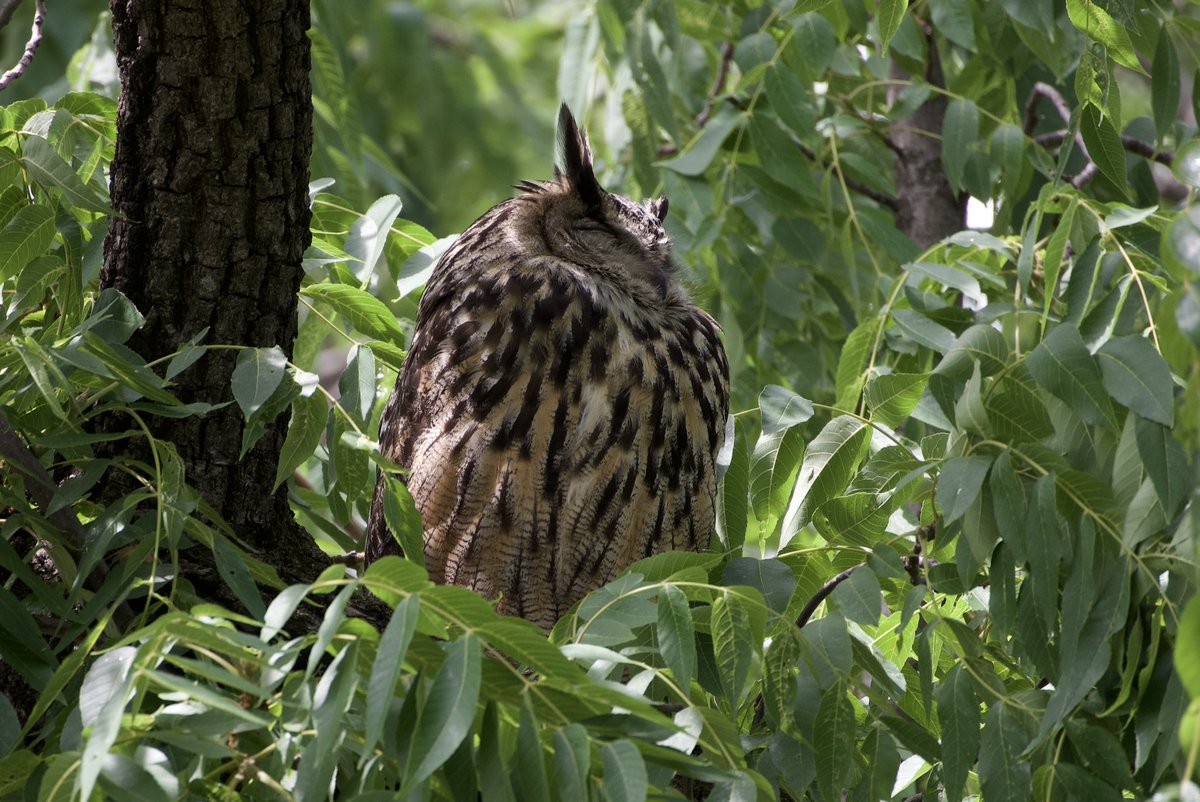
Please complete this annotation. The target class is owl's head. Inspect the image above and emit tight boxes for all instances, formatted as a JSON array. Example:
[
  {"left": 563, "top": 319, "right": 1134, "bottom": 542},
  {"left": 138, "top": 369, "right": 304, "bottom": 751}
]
[{"left": 519, "top": 105, "right": 675, "bottom": 302}]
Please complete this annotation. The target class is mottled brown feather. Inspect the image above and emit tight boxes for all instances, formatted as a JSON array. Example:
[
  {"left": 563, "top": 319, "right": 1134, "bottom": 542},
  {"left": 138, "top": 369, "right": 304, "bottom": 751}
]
[{"left": 366, "top": 106, "right": 729, "bottom": 629}]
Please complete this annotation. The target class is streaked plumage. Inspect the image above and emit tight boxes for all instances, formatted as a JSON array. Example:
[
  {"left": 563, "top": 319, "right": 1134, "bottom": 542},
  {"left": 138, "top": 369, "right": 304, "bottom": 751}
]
[{"left": 365, "top": 105, "right": 729, "bottom": 629}]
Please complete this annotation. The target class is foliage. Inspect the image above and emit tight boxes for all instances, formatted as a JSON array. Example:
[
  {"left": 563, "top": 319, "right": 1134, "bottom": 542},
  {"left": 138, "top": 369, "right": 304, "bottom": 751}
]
[{"left": 2, "top": 1, "right": 1200, "bottom": 801}]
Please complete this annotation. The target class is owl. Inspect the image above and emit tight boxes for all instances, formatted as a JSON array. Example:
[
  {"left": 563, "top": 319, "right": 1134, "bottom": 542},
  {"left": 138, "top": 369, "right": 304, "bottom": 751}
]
[{"left": 365, "top": 105, "right": 730, "bottom": 630}]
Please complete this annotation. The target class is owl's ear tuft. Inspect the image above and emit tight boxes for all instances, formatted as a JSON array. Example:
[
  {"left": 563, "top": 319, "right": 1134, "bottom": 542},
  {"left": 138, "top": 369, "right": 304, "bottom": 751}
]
[{"left": 556, "top": 103, "right": 603, "bottom": 213}]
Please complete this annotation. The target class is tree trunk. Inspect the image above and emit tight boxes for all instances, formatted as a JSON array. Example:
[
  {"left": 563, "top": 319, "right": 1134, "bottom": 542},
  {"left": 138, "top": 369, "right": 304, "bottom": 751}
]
[
  {"left": 890, "top": 27, "right": 965, "bottom": 248},
  {"left": 102, "top": 0, "right": 324, "bottom": 585}
]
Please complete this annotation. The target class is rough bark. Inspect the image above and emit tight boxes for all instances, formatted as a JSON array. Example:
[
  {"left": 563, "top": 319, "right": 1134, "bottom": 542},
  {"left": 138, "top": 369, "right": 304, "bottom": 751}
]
[
  {"left": 889, "top": 30, "right": 966, "bottom": 248},
  {"left": 102, "top": 0, "right": 326, "bottom": 587}
]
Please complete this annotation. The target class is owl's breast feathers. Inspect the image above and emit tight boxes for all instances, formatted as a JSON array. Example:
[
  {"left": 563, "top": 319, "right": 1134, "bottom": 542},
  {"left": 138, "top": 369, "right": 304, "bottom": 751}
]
[{"left": 368, "top": 198, "right": 730, "bottom": 629}]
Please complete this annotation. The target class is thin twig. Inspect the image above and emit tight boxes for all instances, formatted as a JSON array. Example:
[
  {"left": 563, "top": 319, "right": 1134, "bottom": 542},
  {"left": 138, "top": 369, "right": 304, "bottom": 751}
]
[
  {"left": 796, "top": 140, "right": 899, "bottom": 211},
  {"left": 795, "top": 563, "right": 863, "bottom": 629},
  {"left": 694, "top": 42, "right": 734, "bottom": 129},
  {"left": 0, "top": 0, "right": 45, "bottom": 92}
]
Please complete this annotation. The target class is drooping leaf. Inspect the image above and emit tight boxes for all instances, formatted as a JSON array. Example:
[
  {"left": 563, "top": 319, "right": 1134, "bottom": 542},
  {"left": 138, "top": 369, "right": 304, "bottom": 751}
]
[
  {"left": 656, "top": 584, "right": 696, "bottom": 692},
  {"left": 1096, "top": 336, "right": 1174, "bottom": 425},
  {"left": 1026, "top": 323, "right": 1116, "bottom": 429},
  {"left": 404, "top": 633, "right": 482, "bottom": 791}
]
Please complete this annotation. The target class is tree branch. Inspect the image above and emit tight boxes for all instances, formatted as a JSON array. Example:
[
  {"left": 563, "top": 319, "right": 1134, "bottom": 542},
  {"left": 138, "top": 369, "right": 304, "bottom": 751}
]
[
  {"left": 694, "top": 42, "right": 734, "bottom": 129},
  {"left": 0, "top": 0, "right": 45, "bottom": 92}
]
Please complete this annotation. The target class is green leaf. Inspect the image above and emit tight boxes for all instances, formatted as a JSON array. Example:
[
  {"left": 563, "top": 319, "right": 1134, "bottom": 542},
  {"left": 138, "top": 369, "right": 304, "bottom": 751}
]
[
  {"left": 1064, "top": 0, "right": 1143, "bottom": 74},
  {"left": 553, "top": 725, "right": 591, "bottom": 802},
  {"left": 1026, "top": 324, "right": 1116, "bottom": 429},
  {"left": 712, "top": 593, "right": 755, "bottom": 707},
  {"left": 1134, "top": 417, "right": 1191, "bottom": 518},
  {"left": 716, "top": 417, "right": 750, "bottom": 549},
  {"left": 274, "top": 391, "right": 329, "bottom": 490},
  {"left": 830, "top": 566, "right": 881, "bottom": 626},
  {"left": 877, "top": 0, "right": 909, "bottom": 53},
  {"left": 660, "top": 110, "right": 743, "bottom": 176},
  {"left": 78, "top": 647, "right": 137, "bottom": 802},
  {"left": 1174, "top": 139, "right": 1200, "bottom": 191},
  {"left": 892, "top": 309, "right": 957, "bottom": 353},
  {"left": 381, "top": 480, "right": 429, "bottom": 561},
  {"left": 814, "top": 684, "right": 855, "bottom": 800},
  {"left": 937, "top": 456, "right": 992, "bottom": 524},
  {"left": 1079, "top": 105, "right": 1129, "bottom": 198},
  {"left": 942, "top": 99, "right": 979, "bottom": 193},
  {"left": 935, "top": 324, "right": 1010, "bottom": 379},
  {"left": 749, "top": 425, "right": 805, "bottom": 522},
  {"left": 936, "top": 665, "right": 980, "bottom": 802},
  {"left": 1096, "top": 336, "right": 1173, "bottom": 424},
  {"left": 0, "top": 204, "right": 55, "bottom": 283},
  {"left": 21, "top": 135, "right": 110, "bottom": 213},
  {"left": 985, "top": 384, "right": 1054, "bottom": 444},
  {"left": 780, "top": 415, "right": 870, "bottom": 544},
  {"left": 363, "top": 595, "right": 420, "bottom": 761},
  {"left": 1152, "top": 30, "right": 1181, "bottom": 142},
  {"left": 345, "top": 194, "right": 404, "bottom": 281},
  {"left": 762, "top": 629, "right": 802, "bottom": 735},
  {"left": 513, "top": 702, "right": 551, "bottom": 802},
  {"left": 1174, "top": 598, "right": 1200, "bottom": 699},
  {"left": 865, "top": 372, "right": 928, "bottom": 428},
  {"left": 800, "top": 614, "right": 852, "bottom": 687},
  {"left": 1024, "top": 475, "right": 1062, "bottom": 634},
  {"left": 978, "top": 704, "right": 1032, "bottom": 802},
  {"left": 600, "top": 739, "right": 648, "bottom": 802},
  {"left": 301, "top": 282, "right": 406, "bottom": 345},
  {"left": 231, "top": 346, "right": 288, "bottom": 419},
  {"left": 748, "top": 113, "right": 815, "bottom": 199},
  {"left": 835, "top": 316, "right": 882, "bottom": 411},
  {"left": 759, "top": 384, "right": 815, "bottom": 434},
  {"left": 404, "top": 633, "right": 482, "bottom": 791},
  {"left": 765, "top": 65, "right": 816, "bottom": 138},
  {"left": 656, "top": 584, "right": 696, "bottom": 692},
  {"left": 930, "top": 0, "right": 975, "bottom": 50},
  {"left": 723, "top": 558, "right": 796, "bottom": 614},
  {"left": 991, "top": 123, "right": 1027, "bottom": 201},
  {"left": 813, "top": 492, "right": 892, "bottom": 548}
]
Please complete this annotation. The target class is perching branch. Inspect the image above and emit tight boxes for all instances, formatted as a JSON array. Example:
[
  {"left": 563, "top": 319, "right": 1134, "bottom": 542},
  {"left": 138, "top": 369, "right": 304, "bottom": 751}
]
[{"left": 0, "top": 0, "right": 45, "bottom": 92}]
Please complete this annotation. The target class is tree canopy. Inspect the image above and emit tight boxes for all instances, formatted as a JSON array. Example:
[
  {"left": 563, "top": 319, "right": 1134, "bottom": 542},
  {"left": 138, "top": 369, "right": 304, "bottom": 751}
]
[{"left": 1, "top": 1, "right": 1199, "bottom": 800}]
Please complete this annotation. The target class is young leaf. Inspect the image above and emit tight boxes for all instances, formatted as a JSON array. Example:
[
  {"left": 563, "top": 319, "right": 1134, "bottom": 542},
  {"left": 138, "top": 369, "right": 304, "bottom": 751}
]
[{"left": 835, "top": 316, "right": 883, "bottom": 412}]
